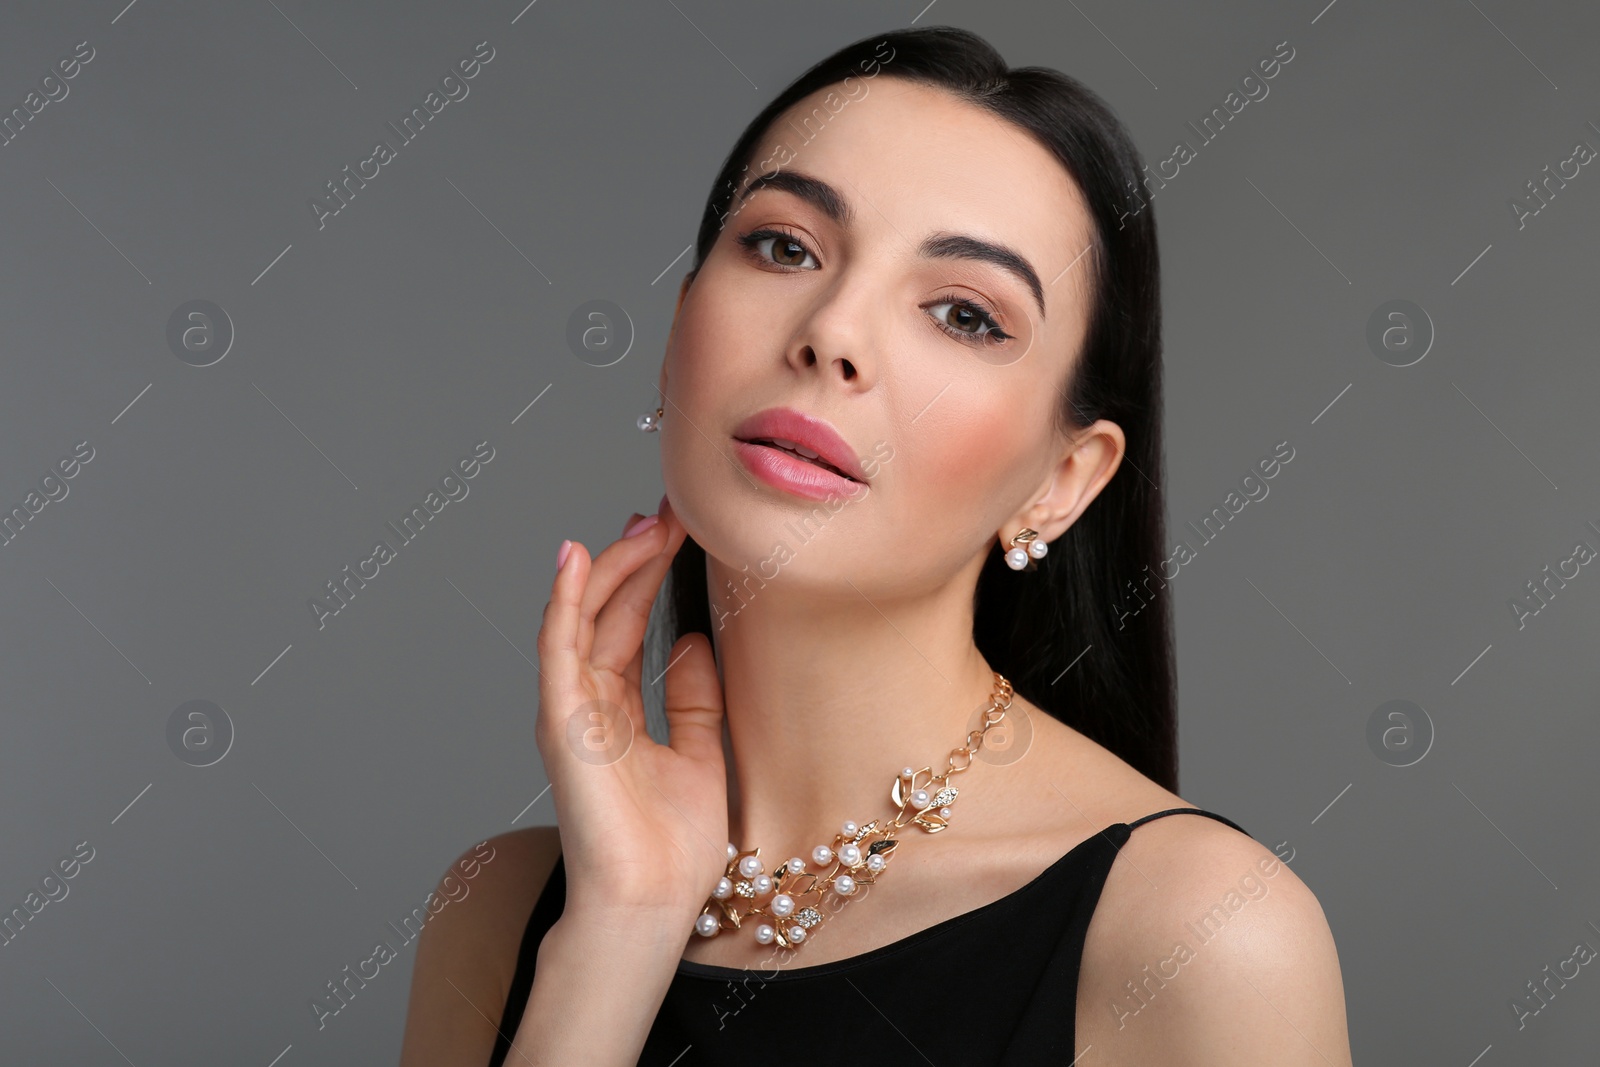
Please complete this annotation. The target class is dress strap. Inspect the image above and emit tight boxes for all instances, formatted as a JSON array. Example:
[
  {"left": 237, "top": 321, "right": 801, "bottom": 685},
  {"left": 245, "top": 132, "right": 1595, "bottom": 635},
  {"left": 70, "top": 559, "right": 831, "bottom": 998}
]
[{"left": 1126, "top": 806, "right": 1251, "bottom": 838}]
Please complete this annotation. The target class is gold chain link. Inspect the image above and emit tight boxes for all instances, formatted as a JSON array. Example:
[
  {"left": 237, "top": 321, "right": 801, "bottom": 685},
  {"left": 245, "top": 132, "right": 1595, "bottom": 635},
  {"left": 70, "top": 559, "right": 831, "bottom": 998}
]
[{"left": 701, "top": 670, "right": 1015, "bottom": 952}]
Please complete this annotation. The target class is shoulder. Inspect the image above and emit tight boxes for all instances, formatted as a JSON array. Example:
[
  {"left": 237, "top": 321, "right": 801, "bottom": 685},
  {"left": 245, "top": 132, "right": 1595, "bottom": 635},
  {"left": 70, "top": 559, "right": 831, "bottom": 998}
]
[
  {"left": 398, "top": 826, "right": 563, "bottom": 1067},
  {"left": 1077, "top": 808, "right": 1352, "bottom": 1064}
]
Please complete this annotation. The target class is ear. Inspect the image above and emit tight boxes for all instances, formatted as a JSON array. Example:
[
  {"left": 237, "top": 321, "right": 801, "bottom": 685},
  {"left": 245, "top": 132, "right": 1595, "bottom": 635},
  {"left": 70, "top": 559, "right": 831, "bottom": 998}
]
[
  {"left": 998, "top": 419, "right": 1126, "bottom": 551},
  {"left": 660, "top": 270, "right": 696, "bottom": 397}
]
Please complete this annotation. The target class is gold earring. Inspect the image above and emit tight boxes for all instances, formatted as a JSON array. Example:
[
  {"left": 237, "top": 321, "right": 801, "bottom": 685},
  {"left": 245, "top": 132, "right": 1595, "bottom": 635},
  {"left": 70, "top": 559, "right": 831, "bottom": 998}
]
[{"left": 1004, "top": 528, "right": 1048, "bottom": 571}]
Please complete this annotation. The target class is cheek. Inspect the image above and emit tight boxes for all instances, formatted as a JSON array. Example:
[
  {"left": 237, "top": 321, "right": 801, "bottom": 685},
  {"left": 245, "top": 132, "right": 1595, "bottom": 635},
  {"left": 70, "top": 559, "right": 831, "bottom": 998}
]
[
  {"left": 884, "top": 386, "right": 1054, "bottom": 558},
  {"left": 658, "top": 289, "right": 774, "bottom": 548},
  {"left": 900, "top": 401, "right": 1034, "bottom": 506},
  {"left": 667, "top": 278, "right": 766, "bottom": 412},
  {"left": 921, "top": 423, "right": 999, "bottom": 492}
]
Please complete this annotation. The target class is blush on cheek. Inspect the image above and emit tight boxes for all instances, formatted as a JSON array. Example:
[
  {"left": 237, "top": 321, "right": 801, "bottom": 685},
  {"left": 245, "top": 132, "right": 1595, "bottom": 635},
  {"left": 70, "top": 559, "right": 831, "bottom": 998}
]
[
  {"left": 921, "top": 413, "right": 1022, "bottom": 489},
  {"left": 903, "top": 406, "right": 1047, "bottom": 536}
]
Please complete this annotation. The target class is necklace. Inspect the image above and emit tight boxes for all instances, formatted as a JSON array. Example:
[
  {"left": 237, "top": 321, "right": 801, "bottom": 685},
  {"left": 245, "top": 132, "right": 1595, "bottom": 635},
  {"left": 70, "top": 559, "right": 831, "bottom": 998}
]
[{"left": 692, "top": 670, "right": 1014, "bottom": 952}]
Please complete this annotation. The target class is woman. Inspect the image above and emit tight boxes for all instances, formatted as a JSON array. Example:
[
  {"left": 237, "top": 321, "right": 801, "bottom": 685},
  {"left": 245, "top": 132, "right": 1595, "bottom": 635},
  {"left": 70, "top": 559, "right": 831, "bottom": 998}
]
[{"left": 401, "top": 25, "right": 1351, "bottom": 1066}]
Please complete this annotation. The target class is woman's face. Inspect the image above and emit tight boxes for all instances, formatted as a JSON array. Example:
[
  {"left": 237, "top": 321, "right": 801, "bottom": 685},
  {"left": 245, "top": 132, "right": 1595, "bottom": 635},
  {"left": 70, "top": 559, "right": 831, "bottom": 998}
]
[{"left": 659, "top": 76, "right": 1114, "bottom": 599}]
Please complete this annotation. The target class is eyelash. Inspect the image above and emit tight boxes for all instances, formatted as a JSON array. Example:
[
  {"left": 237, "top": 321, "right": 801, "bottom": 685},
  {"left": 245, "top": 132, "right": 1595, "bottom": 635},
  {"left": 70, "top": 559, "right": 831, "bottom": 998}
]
[{"left": 734, "top": 227, "right": 1014, "bottom": 347}]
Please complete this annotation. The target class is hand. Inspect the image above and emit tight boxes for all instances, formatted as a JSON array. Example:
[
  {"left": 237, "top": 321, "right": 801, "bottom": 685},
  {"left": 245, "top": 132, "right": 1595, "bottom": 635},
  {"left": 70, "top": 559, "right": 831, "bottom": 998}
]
[{"left": 535, "top": 497, "right": 729, "bottom": 928}]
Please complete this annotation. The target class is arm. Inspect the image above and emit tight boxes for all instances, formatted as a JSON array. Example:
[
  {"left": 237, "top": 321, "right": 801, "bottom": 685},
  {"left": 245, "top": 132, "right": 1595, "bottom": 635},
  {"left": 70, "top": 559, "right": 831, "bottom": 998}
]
[
  {"left": 501, "top": 901, "right": 693, "bottom": 1065},
  {"left": 398, "top": 828, "right": 561, "bottom": 1066}
]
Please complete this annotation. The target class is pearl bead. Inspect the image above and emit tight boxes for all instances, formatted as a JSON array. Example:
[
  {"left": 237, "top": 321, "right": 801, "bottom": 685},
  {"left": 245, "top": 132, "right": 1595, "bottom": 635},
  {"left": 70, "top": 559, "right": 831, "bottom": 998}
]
[
  {"left": 637, "top": 411, "right": 661, "bottom": 433},
  {"left": 771, "top": 894, "right": 795, "bottom": 917},
  {"left": 1028, "top": 538, "right": 1048, "bottom": 559},
  {"left": 694, "top": 913, "right": 720, "bottom": 937},
  {"left": 786, "top": 857, "right": 806, "bottom": 877},
  {"left": 867, "top": 854, "right": 886, "bottom": 871},
  {"left": 902, "top": 767, "right": 914, "bottom": 779},
  {"left": 726, "top": 843, "right": 738, "bottom": 861},
  {"left": 753, "top": 874, "right": 773, "bottom": 894},
  {"left": 812, "top": 845, "right": 833, "bottom": 867},
  {"left": 755, "top": 924, "right": 775, "bottom": 944},
  {"left": 834, "top": 874, "right": 856, "bottom": 895},
  {"left": 788, "top": 925, "right": 806, "bottom": 943},
  {"left": 940, "top": 806, "right": 951, "bottom": 817},
  {"left": 910, "top": 789, "right": 929, "bottom": 808},
  {"left": 738, "top": 855, "right": 763, "bottom": 879},
  {"left": 1005, "top": 547, "right": 1028, "bottom": 570},
  {"left": 711, "top": 877, "right": 732, "bottom": 900},
  {"left": 841, "top": 820, "right": 858, "bottom": 838},
  {"left": 837, "top": 843, "right": 862, "bottom": 867}
]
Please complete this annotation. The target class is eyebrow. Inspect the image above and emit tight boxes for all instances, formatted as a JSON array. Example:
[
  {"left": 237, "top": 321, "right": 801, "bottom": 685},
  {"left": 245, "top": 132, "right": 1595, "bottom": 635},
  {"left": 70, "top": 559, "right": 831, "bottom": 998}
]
[{"left": 734, "top": 169, "right": 1047, "bottom": 322}]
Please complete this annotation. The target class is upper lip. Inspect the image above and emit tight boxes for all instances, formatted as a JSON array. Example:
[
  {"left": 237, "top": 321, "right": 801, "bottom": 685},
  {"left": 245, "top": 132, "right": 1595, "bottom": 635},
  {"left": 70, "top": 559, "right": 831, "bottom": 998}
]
[{"left": 732, "top": 407, "right": 868, "bottom": 483}]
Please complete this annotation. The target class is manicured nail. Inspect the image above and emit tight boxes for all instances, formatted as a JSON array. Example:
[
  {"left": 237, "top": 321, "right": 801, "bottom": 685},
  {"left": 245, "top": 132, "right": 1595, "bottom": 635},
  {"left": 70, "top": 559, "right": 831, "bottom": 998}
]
[
  {"left": 658, "top": 492, "right": 669, "bottom": 515},
  {"left": 556, "top": 539, "right": 572, "bottom": 569},
  {"left": 623, "top": 514, "right": 660, "bottom": 538}
]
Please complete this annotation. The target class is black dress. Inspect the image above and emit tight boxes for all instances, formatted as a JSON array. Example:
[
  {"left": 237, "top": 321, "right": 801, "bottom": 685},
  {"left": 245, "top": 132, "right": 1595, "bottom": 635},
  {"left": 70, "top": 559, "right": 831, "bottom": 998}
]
[{"left": 486, "top": 807, "right": 1251, "bottom": 1066}]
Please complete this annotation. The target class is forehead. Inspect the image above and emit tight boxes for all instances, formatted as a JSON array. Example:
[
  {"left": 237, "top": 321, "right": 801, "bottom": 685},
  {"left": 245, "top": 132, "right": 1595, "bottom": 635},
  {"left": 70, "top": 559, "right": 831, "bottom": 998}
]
[{"left": 737, "top": 77, "right": 1095, "bottom": 310}]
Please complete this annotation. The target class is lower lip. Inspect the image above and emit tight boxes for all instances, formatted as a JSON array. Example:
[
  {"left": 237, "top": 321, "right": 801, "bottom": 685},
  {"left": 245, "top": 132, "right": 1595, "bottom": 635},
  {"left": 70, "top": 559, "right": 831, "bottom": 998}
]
[{"left": 732, "top": 440, "right": 862, "bottom": 501}]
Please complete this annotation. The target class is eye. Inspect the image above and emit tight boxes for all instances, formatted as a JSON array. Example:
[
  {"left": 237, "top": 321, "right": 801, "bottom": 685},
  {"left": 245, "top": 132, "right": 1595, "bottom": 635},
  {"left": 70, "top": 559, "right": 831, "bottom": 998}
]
[
  {"left": 735, "top": 228, "right": 819, "bottom": 270},
  {"left": 925, "top": 296, "right": 1012, "bottom": 346}
]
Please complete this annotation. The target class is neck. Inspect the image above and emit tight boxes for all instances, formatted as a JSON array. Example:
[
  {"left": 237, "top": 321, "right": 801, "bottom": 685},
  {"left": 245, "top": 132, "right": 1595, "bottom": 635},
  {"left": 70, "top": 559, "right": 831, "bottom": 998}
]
[{"left": 703, "top": 554, "right": 1006, "bottom": 863}]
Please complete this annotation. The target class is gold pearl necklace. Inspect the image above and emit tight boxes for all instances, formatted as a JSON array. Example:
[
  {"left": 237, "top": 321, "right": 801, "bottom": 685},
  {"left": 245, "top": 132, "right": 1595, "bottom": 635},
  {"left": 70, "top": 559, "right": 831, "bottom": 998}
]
[{"left": 693, "top": 671, "right": 1014, "bottom": 952}]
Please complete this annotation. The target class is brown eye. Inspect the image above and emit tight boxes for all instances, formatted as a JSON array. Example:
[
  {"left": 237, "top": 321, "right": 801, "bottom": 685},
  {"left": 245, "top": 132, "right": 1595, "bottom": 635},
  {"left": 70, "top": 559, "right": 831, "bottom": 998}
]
[
  {"left": 939, "top": 304, "right": 984, "bottom": 333},
  {"left": 771, "top": 238, "right": 808, "bottom": 267},
  {"left": 926, "top": 298, "right": 1011, "bottom": 346},
  {"left": 735, "top": 229, "right": 819, "bottom": 270}
]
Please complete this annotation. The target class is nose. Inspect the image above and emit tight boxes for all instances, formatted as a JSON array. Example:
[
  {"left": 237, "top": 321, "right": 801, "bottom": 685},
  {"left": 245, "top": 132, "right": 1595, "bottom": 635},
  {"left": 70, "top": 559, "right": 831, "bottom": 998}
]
[{"left": 785, "top": 279, "right": 879, "bottom": 390}]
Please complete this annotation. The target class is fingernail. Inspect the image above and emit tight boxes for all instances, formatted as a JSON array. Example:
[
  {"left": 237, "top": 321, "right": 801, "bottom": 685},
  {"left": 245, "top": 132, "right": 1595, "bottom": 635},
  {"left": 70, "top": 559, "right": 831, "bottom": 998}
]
[
  {"left": 624, "top": 514, "right": 660, "bottom": 538},
  {"left": 658, "top": 492, "right": 669, "bottom": 515},
  {"left": 556, "top": 539, "right": 572, "bottom": 569}
]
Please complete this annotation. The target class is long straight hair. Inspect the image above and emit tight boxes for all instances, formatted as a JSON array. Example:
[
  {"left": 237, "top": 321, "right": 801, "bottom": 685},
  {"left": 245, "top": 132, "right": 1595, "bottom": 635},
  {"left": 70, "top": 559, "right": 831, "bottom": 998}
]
[{"left": 656, "top": 26, "right": 1177, "bottom": 791}]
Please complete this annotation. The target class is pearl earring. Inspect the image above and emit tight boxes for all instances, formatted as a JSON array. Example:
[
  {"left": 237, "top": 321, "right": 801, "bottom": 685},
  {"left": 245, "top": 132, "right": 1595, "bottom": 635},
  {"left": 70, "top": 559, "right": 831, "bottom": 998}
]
[
  {"left": 1004, "top": 528, "right": 1048, "bottom": 571},
  {"left": 637, "top": 405, "right": 664, "bottom": 433}
]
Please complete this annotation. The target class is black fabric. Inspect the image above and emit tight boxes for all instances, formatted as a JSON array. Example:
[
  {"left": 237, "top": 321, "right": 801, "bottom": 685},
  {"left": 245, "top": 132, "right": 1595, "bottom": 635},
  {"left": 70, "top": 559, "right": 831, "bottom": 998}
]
[{"left": 486, "top": 807, "right": 1250, "bottom": 1066}]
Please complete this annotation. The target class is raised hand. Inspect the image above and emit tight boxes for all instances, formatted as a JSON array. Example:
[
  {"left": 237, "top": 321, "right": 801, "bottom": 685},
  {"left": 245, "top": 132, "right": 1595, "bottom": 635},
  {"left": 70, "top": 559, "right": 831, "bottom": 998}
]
[{"left": 535, "top": 497, "right": 730, "bottom": 930}]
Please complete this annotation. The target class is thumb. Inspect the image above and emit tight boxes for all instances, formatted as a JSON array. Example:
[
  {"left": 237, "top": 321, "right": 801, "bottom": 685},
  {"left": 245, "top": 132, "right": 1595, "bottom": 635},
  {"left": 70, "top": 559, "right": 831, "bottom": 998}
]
[{"left": 661, "top": 632, "right": 725, "bottom": 765}]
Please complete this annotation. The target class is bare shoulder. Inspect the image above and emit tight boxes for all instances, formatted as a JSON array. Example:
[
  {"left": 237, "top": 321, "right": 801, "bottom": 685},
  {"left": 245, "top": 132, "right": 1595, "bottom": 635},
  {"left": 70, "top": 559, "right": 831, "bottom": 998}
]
[
  {"left": 1075, "top": 802, "right": 1352, "bottom": 1065},
  {"left": 398, "top": 825, "right": 563, "bottom": 1067},
  {"left": 942, "top": 694, "right": 1350, "bottom": 1062}
]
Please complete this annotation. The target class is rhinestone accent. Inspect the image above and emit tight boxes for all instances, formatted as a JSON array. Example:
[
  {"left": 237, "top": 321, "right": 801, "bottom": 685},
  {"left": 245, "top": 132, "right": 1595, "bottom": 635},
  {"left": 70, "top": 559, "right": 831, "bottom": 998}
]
[{"left": 695, "top": 671, "right": 1011, "bottom": 955}]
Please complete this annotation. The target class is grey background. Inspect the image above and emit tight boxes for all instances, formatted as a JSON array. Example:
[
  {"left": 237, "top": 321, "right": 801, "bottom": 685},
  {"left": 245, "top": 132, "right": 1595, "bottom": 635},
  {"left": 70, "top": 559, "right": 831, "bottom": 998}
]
[{"left": 1, "top": 0, "right": 1595, "bottom": 1063}]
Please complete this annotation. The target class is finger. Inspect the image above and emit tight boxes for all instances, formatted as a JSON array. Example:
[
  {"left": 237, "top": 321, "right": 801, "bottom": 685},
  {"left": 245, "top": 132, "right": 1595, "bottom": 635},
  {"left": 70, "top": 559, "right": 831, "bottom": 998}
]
[
  {"left": 622, "top": 644, "right": 644, "bottom": 700},
  {"left": 576, "top": 517, "right": 669, "bottom": 625},
  {"left": 661, "top": 632, "right": 726, "bottom": 766},
  {"left": 535, "top": 539, "right": 592, "bottom": 748},
  {"left": 606, "top": 554, "right": 664, "bottom": 693},
  {"left": 609, "top": 511, "right": 659, "bottom": 719},
  {"left": 591, "top": 503, "right": 690, "bottom": 675},
  {"left": 569, "top": 520, "right": 670, "bottom": 668},
  {"left": 604, "top": 501, "right": 687, "bottom": 699}
]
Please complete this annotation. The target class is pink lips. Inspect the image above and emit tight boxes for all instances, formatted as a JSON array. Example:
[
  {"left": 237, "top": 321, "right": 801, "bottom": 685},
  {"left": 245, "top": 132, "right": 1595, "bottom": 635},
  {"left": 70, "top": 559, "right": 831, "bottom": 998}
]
[{"left": 731, "top": 406, "right": 868, "bottom": 502}]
